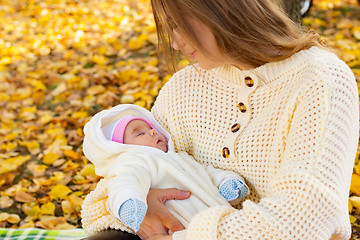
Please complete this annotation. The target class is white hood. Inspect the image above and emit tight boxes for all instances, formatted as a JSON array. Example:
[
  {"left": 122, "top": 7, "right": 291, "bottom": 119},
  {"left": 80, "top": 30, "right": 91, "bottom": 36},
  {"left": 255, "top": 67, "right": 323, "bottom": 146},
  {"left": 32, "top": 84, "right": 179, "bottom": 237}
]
[{"left": 83, "top": 104, "right": 175, "bottom": 177}]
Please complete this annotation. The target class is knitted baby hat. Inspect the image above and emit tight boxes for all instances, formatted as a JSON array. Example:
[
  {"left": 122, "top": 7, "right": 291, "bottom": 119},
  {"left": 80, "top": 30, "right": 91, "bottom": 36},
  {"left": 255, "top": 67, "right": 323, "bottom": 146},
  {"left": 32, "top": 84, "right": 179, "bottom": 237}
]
[{"left": 101, "top": 116, "right": 154, "bottom": 143}]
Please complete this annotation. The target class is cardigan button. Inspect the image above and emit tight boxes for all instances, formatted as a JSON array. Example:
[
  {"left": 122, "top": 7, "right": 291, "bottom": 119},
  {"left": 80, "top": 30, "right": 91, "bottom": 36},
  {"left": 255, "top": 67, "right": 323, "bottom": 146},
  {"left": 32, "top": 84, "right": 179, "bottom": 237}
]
[
  {"left": 222, "top": 147, "right": 230, "bottom": 158},
  {"left": 231, "top": 123, "right": 241, "bottom": 133},
  {"left": 238, "top": 102, "right": 247, "bottom": 113},
  {"left": 245, "top": 76, "right": 254, "bottom": 87}
]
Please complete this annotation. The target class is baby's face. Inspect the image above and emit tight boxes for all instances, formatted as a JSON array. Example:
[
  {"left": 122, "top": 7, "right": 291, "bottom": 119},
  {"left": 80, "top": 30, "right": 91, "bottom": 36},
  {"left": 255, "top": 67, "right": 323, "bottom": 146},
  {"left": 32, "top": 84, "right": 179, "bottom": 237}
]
[{"left": 123, "top": 119, "right": 168, "bottom": 152}]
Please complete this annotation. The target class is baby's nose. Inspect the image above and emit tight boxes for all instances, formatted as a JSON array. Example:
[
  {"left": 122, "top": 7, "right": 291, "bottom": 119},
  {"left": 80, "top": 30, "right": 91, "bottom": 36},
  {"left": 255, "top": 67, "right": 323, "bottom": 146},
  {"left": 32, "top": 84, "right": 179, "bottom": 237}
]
[{"left": 149, "top": 129, "right": 157, "bottom": 136}]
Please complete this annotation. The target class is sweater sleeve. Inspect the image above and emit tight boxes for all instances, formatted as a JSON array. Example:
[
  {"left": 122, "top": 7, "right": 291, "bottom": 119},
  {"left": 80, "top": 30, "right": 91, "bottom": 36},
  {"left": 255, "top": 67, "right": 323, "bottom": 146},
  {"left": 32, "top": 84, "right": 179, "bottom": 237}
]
[{"left": 179, "top": 62, "right": 359, "bottom": 239}]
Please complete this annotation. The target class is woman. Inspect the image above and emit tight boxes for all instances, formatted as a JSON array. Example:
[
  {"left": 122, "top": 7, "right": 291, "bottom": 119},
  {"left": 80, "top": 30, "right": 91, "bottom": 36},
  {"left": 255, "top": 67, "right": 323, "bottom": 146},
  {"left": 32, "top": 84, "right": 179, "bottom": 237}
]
[{"left": 83, "top": 0, "right": 359, "bottom": 239}]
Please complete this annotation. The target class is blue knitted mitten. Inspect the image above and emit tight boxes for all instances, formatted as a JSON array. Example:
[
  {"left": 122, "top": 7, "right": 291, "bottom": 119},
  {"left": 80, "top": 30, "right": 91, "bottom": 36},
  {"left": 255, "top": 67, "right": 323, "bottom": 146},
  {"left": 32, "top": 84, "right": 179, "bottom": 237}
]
[
  {"left": 118, "top": 198, "right": 147, "bottom": 232},
  {"left": 219, "top": 179, "right": 249, "bottom": 201}
]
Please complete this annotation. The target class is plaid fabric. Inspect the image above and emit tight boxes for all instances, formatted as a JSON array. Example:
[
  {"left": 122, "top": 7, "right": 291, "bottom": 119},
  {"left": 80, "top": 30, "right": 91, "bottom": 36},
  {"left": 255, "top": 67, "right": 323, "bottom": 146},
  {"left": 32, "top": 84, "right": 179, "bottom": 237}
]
[{"left": 0, "top": 228, "right": 87, "bottom": 240}]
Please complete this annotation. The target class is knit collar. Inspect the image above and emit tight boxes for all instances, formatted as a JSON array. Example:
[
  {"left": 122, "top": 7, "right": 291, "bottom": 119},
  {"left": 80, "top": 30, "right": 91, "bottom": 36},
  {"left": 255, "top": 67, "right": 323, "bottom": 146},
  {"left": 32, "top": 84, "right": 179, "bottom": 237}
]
[{"left": 207, "top": 47, "right": 324, "bottom": 86}]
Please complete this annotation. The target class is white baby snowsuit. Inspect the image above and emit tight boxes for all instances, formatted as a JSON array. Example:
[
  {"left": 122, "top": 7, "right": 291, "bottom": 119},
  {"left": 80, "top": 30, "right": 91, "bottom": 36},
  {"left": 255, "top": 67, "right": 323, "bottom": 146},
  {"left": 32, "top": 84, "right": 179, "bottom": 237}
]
[{"left": 82, "top": 104, "right": 247, "bottom": 237}]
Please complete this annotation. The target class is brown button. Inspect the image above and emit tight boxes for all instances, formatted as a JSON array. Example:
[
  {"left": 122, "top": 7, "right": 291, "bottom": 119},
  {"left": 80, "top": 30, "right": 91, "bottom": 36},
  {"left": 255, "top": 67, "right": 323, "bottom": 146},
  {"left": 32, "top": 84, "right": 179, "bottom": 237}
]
[
  {"left": 231, "top": 123, "right": 241, "bottom": 133},
  {"left": 238, "top": 102, "right": 246, "bottom": 113},
  {"left": 245, "top": 76, "right": 254, "bottom": 87},
  {"left": 222, "top": 147, "right": 230, "bottom": 158}
]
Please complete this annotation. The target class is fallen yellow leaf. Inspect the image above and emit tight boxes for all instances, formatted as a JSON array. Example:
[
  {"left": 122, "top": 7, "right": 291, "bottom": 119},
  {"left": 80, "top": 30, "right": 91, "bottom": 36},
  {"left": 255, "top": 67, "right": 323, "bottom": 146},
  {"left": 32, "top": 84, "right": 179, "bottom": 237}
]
[
  {"left": 0, "top": 155, "right": 31, "bottom": 175},
  {"left": 0, "top": 213, "right": 20, "bottom": 224},
  {"left": 4, "top": 132, "right": 17, "bottom": 141},
  {"left": 350, "top": 174, "right": 360, "bottom": 195},
  {"left": 26, "top": 141, "right": 41, "bottom": 155},
  {"left": 72, "top": 111, "right": 88, "bottom": 119},
  {"left": 49, "top": 184, "right": 72, "bottom": 200},
  {"left": 40, "top": 202, "right": 55, "bottom": 215},
  {"left": 19, "top": 221, "right": 35, "bottom": 229},
  {"left": 61, "top": 200, "right": 74, "bottom": 215},
  {"left": 63, "top": 149, "right": 81, "bottom": 160},
  {"left": 79, "top": 164, "right": 95, "bottom": 177},
  {"left": 6, "top": 214, "right": 20, "bottom": 224},
  {"left": 14, "top": 191, "right": 36, "bottom": 203},
  {"left": 25, "top": 204, "right": 40, "bottom": 221},
  {"left": 350, "top": 196, "right": 360, "bottom": 209},
  {"left": 42, "top": 152, "right": 59, "bottom": 165},
  {"left": 0, "top": 196, "right": 14, "bottom": 208},
  {"left": 350, "top": 215, "right": 357, "bottom": 224}
]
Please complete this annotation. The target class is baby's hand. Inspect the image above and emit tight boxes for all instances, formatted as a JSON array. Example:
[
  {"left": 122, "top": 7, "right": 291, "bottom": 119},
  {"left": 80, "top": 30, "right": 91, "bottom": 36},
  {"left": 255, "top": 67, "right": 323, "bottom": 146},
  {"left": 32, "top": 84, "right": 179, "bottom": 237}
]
[
  {"left": 118, "top": 198, "right": 147, "bottom": 232},
  {"left": 219, "top": 179, "right": 249, "bottom": 201}
]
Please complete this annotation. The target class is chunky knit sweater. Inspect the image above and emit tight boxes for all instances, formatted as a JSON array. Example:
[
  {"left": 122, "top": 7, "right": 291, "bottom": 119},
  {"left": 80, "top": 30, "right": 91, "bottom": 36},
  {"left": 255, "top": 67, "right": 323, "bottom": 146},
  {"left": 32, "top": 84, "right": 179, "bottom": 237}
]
[{"left": 151, "top": 47, "right": 359, "bottom": 240}]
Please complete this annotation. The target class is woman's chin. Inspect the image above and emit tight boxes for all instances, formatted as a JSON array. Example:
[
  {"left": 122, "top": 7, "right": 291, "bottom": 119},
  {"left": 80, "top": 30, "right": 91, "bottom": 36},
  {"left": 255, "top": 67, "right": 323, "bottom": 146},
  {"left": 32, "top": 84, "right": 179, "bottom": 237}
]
[{"left": 198, "top": 61, "right": 222, "bottom": 70}]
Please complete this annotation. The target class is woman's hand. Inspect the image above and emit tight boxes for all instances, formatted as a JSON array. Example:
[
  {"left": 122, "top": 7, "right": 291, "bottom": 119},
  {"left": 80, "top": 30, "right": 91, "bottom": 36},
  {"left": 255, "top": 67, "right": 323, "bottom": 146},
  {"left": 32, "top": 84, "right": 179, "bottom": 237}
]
[{"left": 137, "top": 188, "right": 191, "bottom": 240}]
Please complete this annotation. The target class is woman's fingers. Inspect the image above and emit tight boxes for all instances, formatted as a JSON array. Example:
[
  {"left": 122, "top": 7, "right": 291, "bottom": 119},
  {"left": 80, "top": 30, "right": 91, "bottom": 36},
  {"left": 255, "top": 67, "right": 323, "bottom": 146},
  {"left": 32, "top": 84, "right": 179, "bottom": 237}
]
[
  {"left": 137, "top": 188, "right": 190, "bottom": 240},
  {"left": 155, "top": 188, "right": 191, "bottom": 202},
  {"left": 137, "top": 218, "right": 168, "bottom": 239},
  {"left": 162, "top": 215, "right": 184, "bottom": 233},
  {"left": 150, "top": 188, "right": 190, "bottom": 232}
]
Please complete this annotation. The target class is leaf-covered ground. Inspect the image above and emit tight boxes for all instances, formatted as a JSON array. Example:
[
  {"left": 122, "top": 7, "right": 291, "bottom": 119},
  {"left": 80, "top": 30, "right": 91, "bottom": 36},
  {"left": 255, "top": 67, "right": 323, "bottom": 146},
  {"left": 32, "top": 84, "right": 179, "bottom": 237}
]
[{"left": 0, "top": 0, "right": 359, "bottom": 238}]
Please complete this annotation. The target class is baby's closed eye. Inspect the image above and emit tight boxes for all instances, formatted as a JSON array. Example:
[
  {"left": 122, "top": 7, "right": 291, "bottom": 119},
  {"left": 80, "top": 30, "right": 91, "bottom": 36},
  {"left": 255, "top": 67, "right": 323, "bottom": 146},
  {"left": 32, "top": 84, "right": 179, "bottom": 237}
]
[{"left": 136, "top": 132, "right": 145, "bottom": 137}]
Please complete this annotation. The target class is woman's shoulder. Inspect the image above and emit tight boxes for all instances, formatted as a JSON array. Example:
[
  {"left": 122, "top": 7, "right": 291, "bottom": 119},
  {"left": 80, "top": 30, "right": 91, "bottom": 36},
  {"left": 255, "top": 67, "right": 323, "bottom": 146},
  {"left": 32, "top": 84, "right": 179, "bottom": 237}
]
[
  {"left": 254, "top": 47, "right": 356, "bottom": 103},
  {"left": 295, "top": 47, "right": 347, "bottom": 70},
  {"left": 303, "top": 47, "right": 355, "bottom": 82},
  {"left": 287, "top": 47, "right": 357, "bottom": 99},
  {"left": 265, "top": 47, "right": 354, "bottom": 84}
]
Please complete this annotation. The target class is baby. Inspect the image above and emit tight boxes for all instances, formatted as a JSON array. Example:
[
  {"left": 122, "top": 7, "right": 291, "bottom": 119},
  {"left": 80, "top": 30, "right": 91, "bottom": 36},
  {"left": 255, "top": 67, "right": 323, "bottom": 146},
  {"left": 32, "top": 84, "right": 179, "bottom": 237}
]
[{"left": 82, "top": 104, "right": 249, "bottom": 237}]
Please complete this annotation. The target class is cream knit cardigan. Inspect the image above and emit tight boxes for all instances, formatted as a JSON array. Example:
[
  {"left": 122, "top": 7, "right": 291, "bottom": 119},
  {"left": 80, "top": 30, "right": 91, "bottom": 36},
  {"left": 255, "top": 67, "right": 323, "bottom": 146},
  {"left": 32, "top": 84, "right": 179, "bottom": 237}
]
[{"left": 150, "top": 47, "right": 359, "bottom": 239}]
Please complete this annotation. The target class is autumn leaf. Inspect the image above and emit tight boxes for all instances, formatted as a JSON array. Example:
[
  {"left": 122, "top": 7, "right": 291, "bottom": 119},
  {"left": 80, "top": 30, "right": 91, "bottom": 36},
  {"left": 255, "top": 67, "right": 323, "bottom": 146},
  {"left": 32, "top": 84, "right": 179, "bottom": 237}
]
[
  {"left": 0, "top": 156, "right": 31, "bottom": 175},
  {"left": 350, "top": 196, "right": 360, "bottom": 210},
  {"left": 42, "top": 152, "right": 59, "bottom": 165},
  {"left": 350, "top": 174, "right": 360, "bottom": 196},
  {"left": 63, "top": 150, "right": 82, "bottom": 160},
  {"left": 40, "top": 202, "right": 55, "bottom": 216},
  {"left": 0, "top": 213, "right": 20, "bottom": 224},
  {"left": 0, "top": 196, "right": 14, "bottom": 208},
  {"left": 14, "top": 191, "right": 36, "bottom": 203},
  {"left": 49, "top": 185, "right": 72, "bottom": 200}
]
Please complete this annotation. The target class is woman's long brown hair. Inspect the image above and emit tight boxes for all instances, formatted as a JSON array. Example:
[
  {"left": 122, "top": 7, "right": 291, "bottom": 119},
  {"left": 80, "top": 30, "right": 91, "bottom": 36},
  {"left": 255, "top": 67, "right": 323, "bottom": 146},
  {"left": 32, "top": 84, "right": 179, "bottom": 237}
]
[{"left": 151, "top": 0, "right": 333, "bottom": 73}]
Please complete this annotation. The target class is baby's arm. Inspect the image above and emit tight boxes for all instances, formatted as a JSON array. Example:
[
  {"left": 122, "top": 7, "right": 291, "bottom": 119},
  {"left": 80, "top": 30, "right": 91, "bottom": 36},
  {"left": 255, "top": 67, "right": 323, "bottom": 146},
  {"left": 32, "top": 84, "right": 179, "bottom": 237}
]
[
  {"left": 205, "top": 164, "right": 249, "bottom": 201},
  {"left": 107, "top": 164, "right": 151, "bottom": 232}
]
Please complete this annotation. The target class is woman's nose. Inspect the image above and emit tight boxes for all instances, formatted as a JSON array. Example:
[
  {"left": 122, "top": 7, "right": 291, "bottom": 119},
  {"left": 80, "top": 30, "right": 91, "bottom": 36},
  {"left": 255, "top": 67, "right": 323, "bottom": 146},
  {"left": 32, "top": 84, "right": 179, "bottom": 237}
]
[
  {"left": 172, "top": 31, "right": 185, "bottom": 50},
  {"left": 149, "top": 129, "right": 157, "bottom": 136}
]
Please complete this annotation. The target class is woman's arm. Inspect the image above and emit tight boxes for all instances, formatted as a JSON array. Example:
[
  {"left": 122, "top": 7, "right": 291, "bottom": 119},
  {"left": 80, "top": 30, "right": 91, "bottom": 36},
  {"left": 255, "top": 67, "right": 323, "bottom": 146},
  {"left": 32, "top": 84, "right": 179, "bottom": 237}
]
[{"left": 182, "top": 63, "right": 359, "bottom": 239}]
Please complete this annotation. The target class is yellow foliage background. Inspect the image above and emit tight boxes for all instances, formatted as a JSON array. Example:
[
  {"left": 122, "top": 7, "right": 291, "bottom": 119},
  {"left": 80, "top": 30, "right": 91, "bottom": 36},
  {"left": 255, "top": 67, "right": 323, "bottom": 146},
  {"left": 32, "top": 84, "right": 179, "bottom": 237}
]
[{"left": 0, "top": 0, "right": 359, "bottom": 238}]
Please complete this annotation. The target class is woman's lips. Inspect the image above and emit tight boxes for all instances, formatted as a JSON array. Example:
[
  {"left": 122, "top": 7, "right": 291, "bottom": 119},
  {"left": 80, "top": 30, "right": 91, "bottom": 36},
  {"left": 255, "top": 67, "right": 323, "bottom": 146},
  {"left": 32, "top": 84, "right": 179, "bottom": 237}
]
[{"left": 190, "top": 51, "right": 196, "bottom": 59}]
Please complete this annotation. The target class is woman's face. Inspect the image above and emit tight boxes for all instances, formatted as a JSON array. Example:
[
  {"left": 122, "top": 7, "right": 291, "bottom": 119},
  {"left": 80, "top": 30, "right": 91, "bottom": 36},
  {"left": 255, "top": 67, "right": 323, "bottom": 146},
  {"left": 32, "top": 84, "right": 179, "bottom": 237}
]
[{"left": 172, "top": 18, "right": 229, "bottom": 70}]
